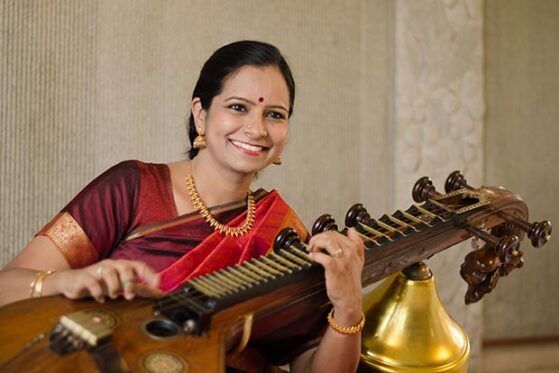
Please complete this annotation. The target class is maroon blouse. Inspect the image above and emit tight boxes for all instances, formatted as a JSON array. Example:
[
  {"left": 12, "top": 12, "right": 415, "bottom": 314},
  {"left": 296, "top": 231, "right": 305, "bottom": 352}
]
[{"left": 39, "top": 160, "right": 254, "bottom": 272}]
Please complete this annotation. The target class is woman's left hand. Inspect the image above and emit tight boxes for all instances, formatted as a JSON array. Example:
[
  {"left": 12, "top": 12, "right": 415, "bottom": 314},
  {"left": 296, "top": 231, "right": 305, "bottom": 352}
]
[{"left": 307, "top": 228, "right": 364, "bottom": 324}]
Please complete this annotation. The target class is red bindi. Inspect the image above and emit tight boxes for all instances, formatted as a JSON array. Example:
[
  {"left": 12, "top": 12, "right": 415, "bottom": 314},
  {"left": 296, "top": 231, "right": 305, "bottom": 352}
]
[{"left": 258, "top": 97, "right": 264, "bottom": 103}]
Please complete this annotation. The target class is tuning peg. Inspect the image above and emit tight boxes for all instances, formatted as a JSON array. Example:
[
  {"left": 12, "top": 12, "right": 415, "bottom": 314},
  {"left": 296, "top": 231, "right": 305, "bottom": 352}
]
[
  {"left": 445, "top": 170, "right": 474, "bottom": 193},
  {"left": 466, "top": 226, "right": 520, "bottom": 262},
  {"left": 412, "top": 176, "right": 442, "bottom": 202},
  {"left": 499, "top": 213, "right": 552, "bottom": 248},
  {"left": 345, "top": 203, "right": 371, "bottom": 228},
  {"left": 527, "top": 221, "right": 552, "bottom": 247},
  {"left": 312, "top": 214, "right": 339, "bottom": 235},
  {"left": 273, "top": 228, "right": 302, "bottom": 253}
]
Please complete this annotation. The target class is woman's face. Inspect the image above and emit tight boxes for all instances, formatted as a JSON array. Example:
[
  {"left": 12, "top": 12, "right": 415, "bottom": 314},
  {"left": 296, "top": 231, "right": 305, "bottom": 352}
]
[{"left": 193, "top": 65, "right": 290, "bottom": 177}]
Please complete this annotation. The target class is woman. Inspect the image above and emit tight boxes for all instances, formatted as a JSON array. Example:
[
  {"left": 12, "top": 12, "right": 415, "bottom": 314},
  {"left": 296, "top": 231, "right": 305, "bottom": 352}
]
[{"left": 0, "top": 41, "right": 364, "bottom": 372}]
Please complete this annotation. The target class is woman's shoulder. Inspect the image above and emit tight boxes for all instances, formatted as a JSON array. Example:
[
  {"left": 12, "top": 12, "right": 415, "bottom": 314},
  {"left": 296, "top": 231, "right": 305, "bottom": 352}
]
[
  {"left": 120, "top": 159, "right": 167, "bottom": 172},
  {"left": 99, "top": 159, "right": 143, "bottom": 177},
  {"left": 103, "top": 160, "right": 170, "bottom": 178},
  {"left": 87, "top": 160, "right": 172, "bottom": 194}
]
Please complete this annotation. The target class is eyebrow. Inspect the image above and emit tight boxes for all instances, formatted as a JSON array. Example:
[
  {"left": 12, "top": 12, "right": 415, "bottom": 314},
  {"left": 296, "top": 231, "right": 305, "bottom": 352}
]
[{"left": 225, "top": 96, "right": 289, "bottom": 113}]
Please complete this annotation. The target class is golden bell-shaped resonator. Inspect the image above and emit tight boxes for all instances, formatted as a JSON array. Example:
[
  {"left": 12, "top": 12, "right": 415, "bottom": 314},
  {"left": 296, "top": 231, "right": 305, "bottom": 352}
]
[{"left": 359, "top": 262, "right": 469, "bottom": 372}]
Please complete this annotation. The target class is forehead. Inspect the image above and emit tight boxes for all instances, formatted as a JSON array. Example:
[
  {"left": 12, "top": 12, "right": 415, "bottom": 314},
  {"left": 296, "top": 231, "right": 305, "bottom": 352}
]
[{"left": 219, "top": 65, "right": 289, "bottom": 103}]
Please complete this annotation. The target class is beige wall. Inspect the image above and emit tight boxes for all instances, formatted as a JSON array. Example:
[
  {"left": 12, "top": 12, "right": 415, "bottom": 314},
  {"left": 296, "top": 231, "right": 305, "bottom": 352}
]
[
  {"left": 484, "top": 0, "right": 559, "bottom": 340},
  {"left": 0, "top": 0, "right": 392, "bottom": 261}
]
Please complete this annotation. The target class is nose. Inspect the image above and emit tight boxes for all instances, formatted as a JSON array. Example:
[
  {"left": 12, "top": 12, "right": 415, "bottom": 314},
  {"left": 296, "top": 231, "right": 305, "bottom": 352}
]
[{"left": 245, "top": 113, "right": 267, "bottom": 138}]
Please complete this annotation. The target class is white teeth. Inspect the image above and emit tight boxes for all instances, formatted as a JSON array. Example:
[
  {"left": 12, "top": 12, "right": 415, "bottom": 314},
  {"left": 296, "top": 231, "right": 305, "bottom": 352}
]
[{"left": 231, "top": 140, "right": 264, "bottom": 152}]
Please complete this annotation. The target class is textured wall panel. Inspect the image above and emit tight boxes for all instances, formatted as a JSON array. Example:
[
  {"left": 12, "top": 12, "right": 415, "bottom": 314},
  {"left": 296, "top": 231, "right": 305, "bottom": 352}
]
[
  {"left": 393, "top": 0, "right": 484, "bottom": 370},
  {"left": 484, "top": 0, "right": 559, "bottom": 340},
  {"left": 1, "top": 1, "right": 391, "bottom": 280},
  {"left": 1, "top": 1, "right": 99, "bottom": 262}
]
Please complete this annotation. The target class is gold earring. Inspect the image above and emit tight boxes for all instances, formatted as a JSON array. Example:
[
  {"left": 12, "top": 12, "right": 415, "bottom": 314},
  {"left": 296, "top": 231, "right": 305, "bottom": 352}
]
[
  {"left": 272, "top": 156, "right": 282, "bottom": 165},
  {"left": 193, "top": 126, "right": 206, "bottom": 149}
]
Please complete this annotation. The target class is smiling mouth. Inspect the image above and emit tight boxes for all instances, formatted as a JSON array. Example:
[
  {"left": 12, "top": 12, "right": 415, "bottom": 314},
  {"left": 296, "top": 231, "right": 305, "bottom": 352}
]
[{"left": 230, "top": 139, "right": 269, "bottom": 153}]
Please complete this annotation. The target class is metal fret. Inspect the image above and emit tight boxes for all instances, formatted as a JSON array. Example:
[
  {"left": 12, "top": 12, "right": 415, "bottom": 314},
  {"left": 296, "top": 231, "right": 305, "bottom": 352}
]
[
  {"left": 428, "top": 199, "right": 455, "bottom": 214},
  {"left": 374, "top": 218, "right": 407, "bottom": 236},
  {"left": 358, "top": 222, "right": 393, "bottom": 241},
  {"left": 244, "top": 261, "right": 276, "bottom": 279},
  {"left": 236, "top": 264, "right": 268, "bottom": 282},
  {"left": 218, "top": 268, "right": 254, "bottom": 288},
  {"left": 414, "top": 204, "right": 443, "bottom": 221},
  {"left": 354, "top": 230, "right": 379, "bottom": 245},
  {"left": 193, "top": 276, "right": 228, "bottom": 296},
  {"left": 269, "top": 253, "right": 302, "bottom": 270},
  {"left": 212, "top": 271, "right": 247, "bottom": 290},
  {"left": 280, "top": 250, "right": 311, "bottom": 267},
  {"left": 205, "top": 273, "right": 236, "bottom": 294},
  {"left": 189, "top": 278, "right": 218, "bottom": 297},
  {"left": 290, "top": 244, "right": 313, "bottom": 261},
  {"left": 388, "top": 214, "right": 419, "bottom": 232},
  {"left": 261, "top": 255, "right": 293, "bottom": 273},
  {"left": 224, "top": 267, "right": 258, "bottom": 285},
  {"left": 399, "top": 209, "right": 433, "bottom": 227},
  {"left": 252, "top": 258, "right": 283, "bottom": 276}
]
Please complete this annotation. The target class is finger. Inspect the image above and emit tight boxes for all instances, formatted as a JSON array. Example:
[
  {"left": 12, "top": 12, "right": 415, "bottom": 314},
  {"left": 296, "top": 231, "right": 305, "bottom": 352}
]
[
  {"left": 308, "top": 232, "right": 344, "bottom": 257},
  {"left": 118, "top": 266, "right": 137, "bottom": 300},
  {"left": 347, "top": 228, "right": 365, "bottom": 259},
  {"left": 84, "top": 274, "right": 105, "bottom": 303},
  {"left": 94, "top": 264, "right": 104, "bottom": 280},
  {"left": 308, "top": 251, "right": 336, "bottom": 271},
  {"left": 314, "top": 230, "right": 362, "bottom": 260},
  {"left": 129, "top": 261, "right": 160, "bottom": 288},
  {"left": 101, "top": 266, "right": 121, "bottom": 299},
  {"left": 347, "top": 227, "right": 364, "bottom": 245}
]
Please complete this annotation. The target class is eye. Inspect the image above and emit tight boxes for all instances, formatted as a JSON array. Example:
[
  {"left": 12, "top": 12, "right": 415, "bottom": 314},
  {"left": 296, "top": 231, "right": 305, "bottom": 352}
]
[
  {"left": 266, "top": 111, "right": 286, "bottom": 120},
  {"left": 229, "top": 103, "right": 247, "bottom": 113}
]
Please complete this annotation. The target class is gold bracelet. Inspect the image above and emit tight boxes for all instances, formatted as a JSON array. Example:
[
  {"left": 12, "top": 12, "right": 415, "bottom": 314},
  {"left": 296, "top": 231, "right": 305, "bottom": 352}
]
[
  {"left": 30, "top": 270, "right": 56, "bottom": 298},
  {"left": 327, "top": 307, "right": 366, "bottom": 335}
]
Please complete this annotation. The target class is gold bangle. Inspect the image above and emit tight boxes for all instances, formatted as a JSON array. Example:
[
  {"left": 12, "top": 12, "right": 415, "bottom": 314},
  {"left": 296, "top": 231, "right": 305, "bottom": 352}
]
[
  {"left": 30, "top": 270, "right": 56, "bottom": 298},
  {"left": 327, "top": 307, "right": 366, "bottom": 335}
]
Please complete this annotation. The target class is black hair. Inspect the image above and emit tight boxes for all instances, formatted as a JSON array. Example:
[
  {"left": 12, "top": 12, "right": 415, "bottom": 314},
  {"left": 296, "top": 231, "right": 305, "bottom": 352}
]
[{"left": 187, "top": 40, "right": 295, "bottom": 159}]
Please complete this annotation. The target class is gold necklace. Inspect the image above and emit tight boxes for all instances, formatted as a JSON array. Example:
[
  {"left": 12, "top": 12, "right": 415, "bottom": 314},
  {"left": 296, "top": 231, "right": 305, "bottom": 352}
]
[{"left": 185, "top": 171, "right": 255, "bottom": 237}]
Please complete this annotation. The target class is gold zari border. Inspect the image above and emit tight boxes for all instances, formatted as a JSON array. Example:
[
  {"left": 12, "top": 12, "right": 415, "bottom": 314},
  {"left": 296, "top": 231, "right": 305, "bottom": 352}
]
[{"left": 37, "top": 212, "right": 98, "bottom": 268}]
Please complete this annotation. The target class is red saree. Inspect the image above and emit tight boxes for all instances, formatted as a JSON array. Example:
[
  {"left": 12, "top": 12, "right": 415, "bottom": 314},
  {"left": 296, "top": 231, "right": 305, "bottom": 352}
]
[{"left": 155, "top": 189, "right": 307, "bottom": 292}]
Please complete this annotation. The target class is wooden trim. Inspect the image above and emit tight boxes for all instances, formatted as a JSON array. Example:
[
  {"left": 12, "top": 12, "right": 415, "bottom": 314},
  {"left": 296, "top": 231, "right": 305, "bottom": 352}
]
[{"left": 483, "top": 335, "right": 559, "bottom": 346}]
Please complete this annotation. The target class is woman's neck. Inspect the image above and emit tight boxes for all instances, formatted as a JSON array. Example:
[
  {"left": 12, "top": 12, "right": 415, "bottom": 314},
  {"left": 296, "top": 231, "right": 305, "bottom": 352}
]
[{"left": 189, "top": 157, "right": 254, "bottom": 207}]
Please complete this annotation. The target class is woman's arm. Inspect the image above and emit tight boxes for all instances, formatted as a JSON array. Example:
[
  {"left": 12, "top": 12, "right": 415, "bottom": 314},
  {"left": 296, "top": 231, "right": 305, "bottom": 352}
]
[
  {"left": 0, "top": 236, "right": 160, "bottom": 306},
  {"left": 290, "top": 228, "right": 364, "bottom": 373},
  {"left": 0, "top": 161, "right": 164, "bottom": 306},
  {"left": 0, "top": 236, "right": 71, "bottom": 305}
]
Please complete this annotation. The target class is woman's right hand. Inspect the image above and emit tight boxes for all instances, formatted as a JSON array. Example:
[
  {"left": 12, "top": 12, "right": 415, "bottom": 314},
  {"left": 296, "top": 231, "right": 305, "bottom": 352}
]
[{"left": 49, "top": 259, "right": 161, "bottom": 303}]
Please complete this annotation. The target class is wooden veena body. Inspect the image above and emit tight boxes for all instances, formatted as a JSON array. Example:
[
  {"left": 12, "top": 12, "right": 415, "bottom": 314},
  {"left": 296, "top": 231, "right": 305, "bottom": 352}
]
[{"left": 0, "top": 171, "right": 552, "bottom": 372}]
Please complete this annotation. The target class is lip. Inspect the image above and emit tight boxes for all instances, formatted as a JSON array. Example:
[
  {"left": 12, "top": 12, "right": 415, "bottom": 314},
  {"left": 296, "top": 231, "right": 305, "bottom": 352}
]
[{"left": 229, "top": 139, "right": 270, "bottom": 156}]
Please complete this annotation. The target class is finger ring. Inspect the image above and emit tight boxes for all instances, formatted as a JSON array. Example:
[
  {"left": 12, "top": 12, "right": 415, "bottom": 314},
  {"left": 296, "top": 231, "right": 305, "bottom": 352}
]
[
  {"left": 333, "top": 248, "right": 343, "bottom": 258},
  {"left": 121, "top": 279, "right": 136, "bottom": 288},
  {"left": 95, "top": 265, "right": 103, "bottom": 279}
]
